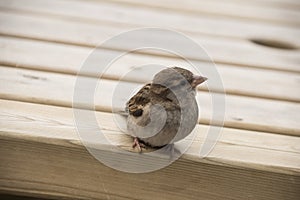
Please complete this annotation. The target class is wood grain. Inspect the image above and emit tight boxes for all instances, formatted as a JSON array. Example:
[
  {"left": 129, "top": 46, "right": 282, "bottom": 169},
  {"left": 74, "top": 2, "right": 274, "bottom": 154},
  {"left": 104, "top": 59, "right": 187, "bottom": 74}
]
[
  {"left": 106, "top": 0, "right": 300, "bottom": 10},
  {"left": 105, "top": 0, "right": 300, "bottom": 25},
  {"left": 1, "top": 137, "right": 299, "bottom": 200},
  {"left": 0, "top": 0, "right": 299, "bottom": 199},
  {"left": 1, "top": 98, "right": 300, "bottom": 174},
  {"left": 0, "top": 0, "right": 299, "bottom": 46},
  {"left": 0, "top": 10, "right": 299, "bottom": 73},
  {"left": 0, "top": 66, "right": 299, "bottom": 136},
  {"left": 0, "top": 36, "right": 299, "bottom": 103},
  {"left": 0, "top": 99, "right": 300, "bottom": 200}
]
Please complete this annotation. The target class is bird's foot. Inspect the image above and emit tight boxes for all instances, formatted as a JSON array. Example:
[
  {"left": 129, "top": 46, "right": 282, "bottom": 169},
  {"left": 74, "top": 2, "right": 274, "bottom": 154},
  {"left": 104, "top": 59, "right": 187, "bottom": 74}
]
[{"left": 132, "top": 137, "right": 146, "bottom": 152}]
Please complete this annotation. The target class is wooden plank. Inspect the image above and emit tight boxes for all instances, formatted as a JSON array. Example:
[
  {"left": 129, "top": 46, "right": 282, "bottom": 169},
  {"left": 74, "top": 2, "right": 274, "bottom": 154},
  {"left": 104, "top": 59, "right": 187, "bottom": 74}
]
[
  {"left": 0, "top": 1, "right": 298, "bottom": 199},
  {"left": 0, "top": 36, "right": 299, "bottom": 103},
  {"left": 0, "top": 0, "right": 299, "bottom": 48},
  {"left": 0, "top": 99, "right": 300, "bottom": 199},
  {"left": 0, "top": 11, "right": 299, "bottom": 73},
  {"left": 1, "top": 138, "right": 299, "bottom": 200},
  {"left": 242, "top": 0, "right": 300, "bottom": 8},
  {"left": 0, "top": 194, "right": 50, "bottom": 200},
  {"left": 0, "top": 66, "right": 299, "bottom": 136},
  {"left": 104, "top": 0, "right": 300, "bottom": 25},
  {"left": 89, "top": 0, "right": 300, "bottom": 10},
  {"left": 2, "top": 99, "right": 300, "bottom": 173}
]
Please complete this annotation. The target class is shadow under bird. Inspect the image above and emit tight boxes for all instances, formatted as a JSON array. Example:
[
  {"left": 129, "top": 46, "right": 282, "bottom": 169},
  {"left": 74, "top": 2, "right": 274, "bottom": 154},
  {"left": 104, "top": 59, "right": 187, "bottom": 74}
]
[{"left": 126, "top": 67, "right": 207, "bottom": 152}]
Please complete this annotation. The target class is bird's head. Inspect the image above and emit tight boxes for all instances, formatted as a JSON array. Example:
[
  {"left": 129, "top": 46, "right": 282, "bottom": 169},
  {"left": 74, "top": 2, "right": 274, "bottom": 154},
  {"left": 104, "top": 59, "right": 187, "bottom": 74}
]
[{"left": 151, "top": 67, "right": 207, "bottom": 96}]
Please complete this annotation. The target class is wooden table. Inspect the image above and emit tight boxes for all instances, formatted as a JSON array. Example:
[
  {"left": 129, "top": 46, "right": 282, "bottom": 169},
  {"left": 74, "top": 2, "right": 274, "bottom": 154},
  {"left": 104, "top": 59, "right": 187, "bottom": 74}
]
[{"left": 0, "top": 0, "right": 299, "bottom": 199}]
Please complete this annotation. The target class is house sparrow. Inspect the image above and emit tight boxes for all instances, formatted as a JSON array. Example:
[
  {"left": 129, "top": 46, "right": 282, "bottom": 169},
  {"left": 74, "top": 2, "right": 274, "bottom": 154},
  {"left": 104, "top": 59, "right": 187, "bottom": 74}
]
[{"left": 126, "top": 67, "right": 207, "bottom": 151}]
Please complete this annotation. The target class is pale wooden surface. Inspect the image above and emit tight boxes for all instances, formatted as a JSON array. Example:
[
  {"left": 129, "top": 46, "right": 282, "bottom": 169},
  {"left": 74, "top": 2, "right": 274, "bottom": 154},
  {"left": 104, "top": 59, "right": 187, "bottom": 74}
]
[
  {"left": 1, "top": 0, "right": 299, "bottom": 45},
  {"left": 1, "top": 137, "right": 299, "bottom": 200},
  {"left": 108, "top": 0, "right": 300, "bottom": 25},
  {"left": 0, "top": 0, "right": 300, "bottom": 199},
  {"left": 0, "top": 36, "right": 300, "bottom": 102},
  {"left": 1, "top": 99, "right": 300, "bottom": 200},
  {"left": 0, "top": 10, "right": 299, "bottom": 72},
  {"left": 1, "top": 99, "right": 300, "bottom": 174},
  {"left": 1, "top": 66, "right": 300, "bottom": 136}
]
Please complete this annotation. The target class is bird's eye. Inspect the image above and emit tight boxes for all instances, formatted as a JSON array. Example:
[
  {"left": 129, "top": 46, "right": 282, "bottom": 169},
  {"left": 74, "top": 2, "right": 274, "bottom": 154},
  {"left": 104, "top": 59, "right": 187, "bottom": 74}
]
[{"left": 179, "top": 80, "right": 187, "bottom": 86}]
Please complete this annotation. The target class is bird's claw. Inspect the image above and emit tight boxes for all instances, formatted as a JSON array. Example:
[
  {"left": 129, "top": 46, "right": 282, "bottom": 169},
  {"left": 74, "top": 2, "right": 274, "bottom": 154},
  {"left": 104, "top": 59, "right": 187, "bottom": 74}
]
[{"left": 132, "top": 137, "right": 146, "bottom": 152}]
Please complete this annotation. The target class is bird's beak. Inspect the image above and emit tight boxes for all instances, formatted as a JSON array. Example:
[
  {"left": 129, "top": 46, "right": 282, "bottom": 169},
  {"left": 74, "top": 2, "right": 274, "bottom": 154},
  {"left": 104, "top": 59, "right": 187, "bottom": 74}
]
[{"left": 192, "top": 75, "right": 207, "bottom": 88}]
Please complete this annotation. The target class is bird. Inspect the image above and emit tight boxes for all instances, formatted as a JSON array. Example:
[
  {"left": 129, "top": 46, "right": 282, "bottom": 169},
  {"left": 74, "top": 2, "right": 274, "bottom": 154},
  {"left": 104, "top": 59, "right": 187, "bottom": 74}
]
[{"left": 125, "top": 67, "right": 207, "bottom": 152}]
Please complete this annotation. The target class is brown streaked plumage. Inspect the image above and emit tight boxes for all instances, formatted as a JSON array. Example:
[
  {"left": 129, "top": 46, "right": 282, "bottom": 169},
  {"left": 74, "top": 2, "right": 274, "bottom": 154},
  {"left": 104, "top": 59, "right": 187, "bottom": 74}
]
[{"left": 126, "top": 67, "right": 207, "bottom": 151}]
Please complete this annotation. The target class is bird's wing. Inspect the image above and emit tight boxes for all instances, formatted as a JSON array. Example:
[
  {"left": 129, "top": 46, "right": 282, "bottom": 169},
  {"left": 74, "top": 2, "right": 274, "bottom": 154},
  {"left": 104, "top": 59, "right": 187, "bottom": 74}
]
[{"left": 125, "top": 83, "right": 151, "bottom": 116}]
